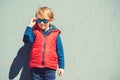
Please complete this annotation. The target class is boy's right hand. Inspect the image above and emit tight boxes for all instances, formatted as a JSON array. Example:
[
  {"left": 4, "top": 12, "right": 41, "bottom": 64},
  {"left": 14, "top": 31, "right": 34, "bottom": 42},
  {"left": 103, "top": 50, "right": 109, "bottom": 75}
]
[{"left": 29, "top": 18, "right": 37, "bottom": 27}]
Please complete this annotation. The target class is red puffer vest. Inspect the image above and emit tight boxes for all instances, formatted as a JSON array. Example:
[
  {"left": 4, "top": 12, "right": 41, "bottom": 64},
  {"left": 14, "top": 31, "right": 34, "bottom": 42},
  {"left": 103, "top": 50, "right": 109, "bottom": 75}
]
[{"left": 29, "top": 26, "right": 60, "bottom": 70}]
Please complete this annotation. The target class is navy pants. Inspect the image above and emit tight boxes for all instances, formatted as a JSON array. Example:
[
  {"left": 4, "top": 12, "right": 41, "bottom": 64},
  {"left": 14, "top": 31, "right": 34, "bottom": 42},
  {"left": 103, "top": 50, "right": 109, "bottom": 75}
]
[{"left": 31, "top": 68, "right": 56, "bottom": 80}]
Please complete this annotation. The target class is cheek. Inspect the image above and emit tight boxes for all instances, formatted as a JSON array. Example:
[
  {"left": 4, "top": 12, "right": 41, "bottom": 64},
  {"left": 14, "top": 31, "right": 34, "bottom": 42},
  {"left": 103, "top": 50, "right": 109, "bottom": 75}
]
[
  {"left": 43, "top": 23, "right": 50, "bottom": 27},
  {"left": 37, "top": 23, "right": 41, "bottom": 27}
]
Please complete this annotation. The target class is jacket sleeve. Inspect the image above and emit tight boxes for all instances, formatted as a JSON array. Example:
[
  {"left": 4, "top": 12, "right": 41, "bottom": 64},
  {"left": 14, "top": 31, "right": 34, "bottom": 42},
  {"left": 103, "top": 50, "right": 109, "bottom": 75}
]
[
  {"left": 23, "top": 26, "right": 35, "bottom": 43},
  {"left": 56, "top": 34, "right": 65, "bottom": 69}
]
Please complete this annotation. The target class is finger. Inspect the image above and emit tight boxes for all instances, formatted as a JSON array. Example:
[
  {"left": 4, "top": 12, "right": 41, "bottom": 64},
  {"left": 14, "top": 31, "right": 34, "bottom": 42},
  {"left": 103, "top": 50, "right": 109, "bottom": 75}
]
[{"left": 32, "top": 18, "right": 37, "bottom": 22}]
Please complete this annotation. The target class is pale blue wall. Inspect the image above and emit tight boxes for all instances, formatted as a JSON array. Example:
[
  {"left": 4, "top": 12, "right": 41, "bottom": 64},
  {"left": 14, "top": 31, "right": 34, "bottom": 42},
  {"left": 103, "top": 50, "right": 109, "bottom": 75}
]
[{"left": 0, "top": 0, "right": 120, "bottom": 80}]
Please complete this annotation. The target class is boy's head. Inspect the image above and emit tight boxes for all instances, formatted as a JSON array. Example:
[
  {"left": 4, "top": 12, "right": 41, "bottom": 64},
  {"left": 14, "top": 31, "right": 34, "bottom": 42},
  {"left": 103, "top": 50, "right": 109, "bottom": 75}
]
[
  {"left": 35, "top": 7, "right": 54, "bottom": 20},
  {"left": 35, "top": 7, "right": 54, "bottom": 30}
]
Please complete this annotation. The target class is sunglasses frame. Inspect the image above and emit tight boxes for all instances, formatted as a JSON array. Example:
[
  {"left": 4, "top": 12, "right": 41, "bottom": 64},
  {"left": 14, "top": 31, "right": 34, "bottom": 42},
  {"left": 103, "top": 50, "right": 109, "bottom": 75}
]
[{"left": 36, "top": 19, "right": 49, "bottom": 23}]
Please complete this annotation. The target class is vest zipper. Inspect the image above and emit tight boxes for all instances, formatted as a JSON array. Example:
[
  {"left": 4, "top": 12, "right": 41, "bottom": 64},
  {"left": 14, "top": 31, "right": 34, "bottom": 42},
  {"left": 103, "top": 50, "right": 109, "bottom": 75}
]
[{"left": 41, "top": 35, "right": 46, "bottom": 67}]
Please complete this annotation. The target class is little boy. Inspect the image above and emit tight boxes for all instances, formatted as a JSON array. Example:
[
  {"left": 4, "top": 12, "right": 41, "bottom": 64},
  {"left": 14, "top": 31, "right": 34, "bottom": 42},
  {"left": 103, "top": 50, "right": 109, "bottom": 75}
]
[{"left": 23, "top": 7, "right": 65, "bottom": 80}]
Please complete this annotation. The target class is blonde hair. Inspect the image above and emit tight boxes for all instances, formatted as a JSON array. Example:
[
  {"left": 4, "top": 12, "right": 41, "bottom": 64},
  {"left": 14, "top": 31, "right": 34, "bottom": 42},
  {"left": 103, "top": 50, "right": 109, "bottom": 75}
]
[{"left": 35, "top": 7, "right": 54, "bottom": 20}]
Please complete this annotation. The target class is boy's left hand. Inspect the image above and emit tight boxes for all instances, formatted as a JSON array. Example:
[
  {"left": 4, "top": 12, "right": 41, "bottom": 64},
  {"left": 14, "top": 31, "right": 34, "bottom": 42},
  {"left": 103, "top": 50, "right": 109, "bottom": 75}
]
[{"left": 58, "top": 68, "right": 64, "bottom": 76}]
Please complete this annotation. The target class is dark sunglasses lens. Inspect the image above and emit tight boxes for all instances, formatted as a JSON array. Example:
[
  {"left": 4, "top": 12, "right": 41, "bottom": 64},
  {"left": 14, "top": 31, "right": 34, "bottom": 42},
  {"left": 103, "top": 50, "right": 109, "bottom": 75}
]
[
  {"left": 36, "top": 19, "right": 49, "bottom": 23},
  {"left": 43, "top": 19, "right": 49, "bottom": 23},
  {"left": 36, "top": 19, "right": 41, "bottom": 23}
]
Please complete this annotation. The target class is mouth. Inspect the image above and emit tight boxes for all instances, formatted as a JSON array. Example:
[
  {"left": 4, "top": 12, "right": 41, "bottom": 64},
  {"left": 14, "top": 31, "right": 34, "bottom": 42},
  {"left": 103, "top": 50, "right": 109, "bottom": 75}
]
[{"left": 39, "top": 24, "right": 45, "bottom": 29}]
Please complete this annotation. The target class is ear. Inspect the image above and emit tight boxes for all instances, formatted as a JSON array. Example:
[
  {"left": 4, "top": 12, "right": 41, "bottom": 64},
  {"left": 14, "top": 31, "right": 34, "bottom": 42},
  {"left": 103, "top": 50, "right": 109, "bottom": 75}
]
[
  {"left": 49, "top": 18, "right": 54, "bottom": 24},
  {"left": 49, "top": 18, "right": 54, "bottom": 21}
]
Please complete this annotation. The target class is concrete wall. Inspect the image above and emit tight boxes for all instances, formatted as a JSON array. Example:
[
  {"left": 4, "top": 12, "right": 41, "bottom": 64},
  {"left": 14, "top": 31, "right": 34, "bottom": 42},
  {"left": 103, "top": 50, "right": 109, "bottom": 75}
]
[{"left": 0, "top": 0, "right": 120, "bottom": 80}]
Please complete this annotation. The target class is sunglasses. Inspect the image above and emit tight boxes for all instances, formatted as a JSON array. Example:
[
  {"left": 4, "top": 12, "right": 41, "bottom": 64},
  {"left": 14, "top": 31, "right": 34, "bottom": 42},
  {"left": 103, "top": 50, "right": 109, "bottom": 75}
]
[{"left": 36, "top": 19, "right": 49, "bottom": 23}]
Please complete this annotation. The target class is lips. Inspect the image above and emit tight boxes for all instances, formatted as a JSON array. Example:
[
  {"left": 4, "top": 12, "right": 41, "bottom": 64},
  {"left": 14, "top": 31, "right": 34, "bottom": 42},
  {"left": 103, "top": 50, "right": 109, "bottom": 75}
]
[{"left": 39, "top": 24, "right": 46, "bottom": 29}]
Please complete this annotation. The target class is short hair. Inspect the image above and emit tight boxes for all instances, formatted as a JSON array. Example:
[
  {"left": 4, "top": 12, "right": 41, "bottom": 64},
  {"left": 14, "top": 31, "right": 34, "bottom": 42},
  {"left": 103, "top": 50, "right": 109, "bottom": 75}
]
[{"left": 35, "top": 7, "right": 54, "bottom": 20}]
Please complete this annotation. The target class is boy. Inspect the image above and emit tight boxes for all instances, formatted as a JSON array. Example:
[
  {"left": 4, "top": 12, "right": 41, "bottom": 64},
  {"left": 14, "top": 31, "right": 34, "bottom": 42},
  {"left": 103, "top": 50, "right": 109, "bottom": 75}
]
[{"left": 23, "top": 6, "right": 65, "bottom": 80}]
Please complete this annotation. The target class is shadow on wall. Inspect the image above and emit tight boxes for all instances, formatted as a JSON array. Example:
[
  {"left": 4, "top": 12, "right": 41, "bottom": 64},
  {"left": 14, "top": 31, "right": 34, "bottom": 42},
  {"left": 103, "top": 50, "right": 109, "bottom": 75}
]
[{"left": 9, "top": 43, "right": 32, "bottom": 80}]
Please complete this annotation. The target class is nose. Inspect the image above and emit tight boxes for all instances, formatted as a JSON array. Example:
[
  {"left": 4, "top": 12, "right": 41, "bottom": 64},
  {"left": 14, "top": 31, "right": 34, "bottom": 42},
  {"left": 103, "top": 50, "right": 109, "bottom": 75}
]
[{"left": 40, "top": 21, "right": 44, "bottom": 24}]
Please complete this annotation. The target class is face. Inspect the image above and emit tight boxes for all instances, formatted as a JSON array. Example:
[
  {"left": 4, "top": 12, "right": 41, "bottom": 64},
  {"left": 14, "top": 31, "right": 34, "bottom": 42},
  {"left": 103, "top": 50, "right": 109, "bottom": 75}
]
[{"left": 36, "top": 15, "right": 52, "bottom": 30}]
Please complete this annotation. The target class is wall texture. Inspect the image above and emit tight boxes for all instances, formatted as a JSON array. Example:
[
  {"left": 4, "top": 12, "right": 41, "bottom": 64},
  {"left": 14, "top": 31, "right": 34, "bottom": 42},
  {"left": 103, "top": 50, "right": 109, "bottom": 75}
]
[{"left": 0, "top": 0, "right": 120, "bottom": 80}]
